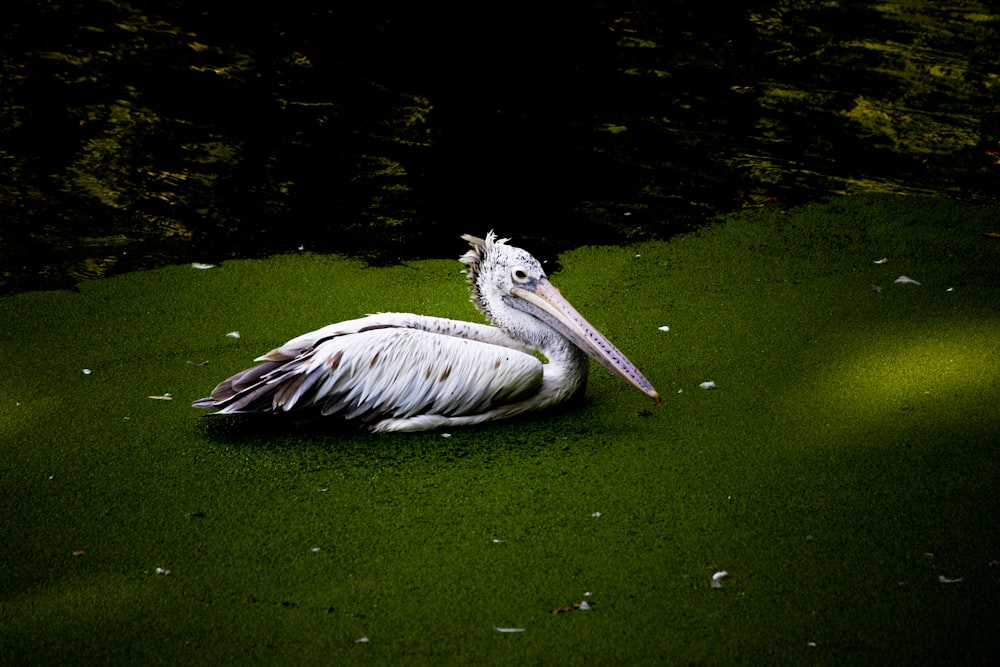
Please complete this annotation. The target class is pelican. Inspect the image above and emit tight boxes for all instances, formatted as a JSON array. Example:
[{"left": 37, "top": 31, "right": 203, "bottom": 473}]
[{"left": 193, "top": 232, "right": 660, "bottom": 432}]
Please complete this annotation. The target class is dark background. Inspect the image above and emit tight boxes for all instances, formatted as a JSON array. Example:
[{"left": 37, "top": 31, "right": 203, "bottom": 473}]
[{"left": 2, "top": 0, "right": 998, "bottom": 293}]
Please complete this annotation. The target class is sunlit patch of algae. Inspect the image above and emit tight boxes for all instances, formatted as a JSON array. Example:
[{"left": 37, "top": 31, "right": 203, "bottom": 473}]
[{"left": 1, "top": 194, "right": 997, "bottom": 664}]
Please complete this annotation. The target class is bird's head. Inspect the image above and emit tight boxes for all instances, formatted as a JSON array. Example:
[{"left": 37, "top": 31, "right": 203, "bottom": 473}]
[
  {"left": 460, "top": 232, "right": 660, "bottom": 403},
  {"left": 460, "top": 232, "right": 546, "bottom": 320}
]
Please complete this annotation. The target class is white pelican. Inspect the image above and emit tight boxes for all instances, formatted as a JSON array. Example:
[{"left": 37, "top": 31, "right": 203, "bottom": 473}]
[{"left": 193, "top": 232, "right": 660, "bottom": 432}]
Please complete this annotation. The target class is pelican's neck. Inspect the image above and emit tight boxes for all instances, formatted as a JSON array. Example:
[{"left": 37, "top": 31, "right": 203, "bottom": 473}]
[
  {"left": 468, "top": 264, "right": 591, "bottom": 404},
  {"left": 512, "top": 323, "right": 590, "bottom": 404}
]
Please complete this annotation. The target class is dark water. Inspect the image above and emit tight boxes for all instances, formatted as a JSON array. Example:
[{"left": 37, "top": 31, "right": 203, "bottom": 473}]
[{"left": 2, "top": 0, "right": 998, "bottom": 294}]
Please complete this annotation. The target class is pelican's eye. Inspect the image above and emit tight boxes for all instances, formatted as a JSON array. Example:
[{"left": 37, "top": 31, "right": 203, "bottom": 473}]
[{"left": 511, "top": 266, "right": 531, "bottom": 283}]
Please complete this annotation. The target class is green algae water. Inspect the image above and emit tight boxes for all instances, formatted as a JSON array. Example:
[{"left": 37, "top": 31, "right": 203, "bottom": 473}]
[{"left": 1, "top": 195, "right": 998, "bottom": 664}]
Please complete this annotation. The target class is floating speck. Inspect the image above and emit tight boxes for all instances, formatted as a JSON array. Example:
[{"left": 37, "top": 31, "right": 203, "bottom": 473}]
[
  {"left": 191, "top": 262, "right": 216, "bottom": 270},
  {"left": 71, "top": 550, "right": 86, "bottom": 557},
  {"left": 658, "top": 325, "right": 670, "bottom": 332},
  {"left": 699, "top": 381, "right": 716, "bottom": 390},
  {"left": 894, "top": 276, "right": 921, "bottom": 285},
  {"left": 591, "top": 511, "right": 602, "bottom": 518},
  {"left": 155, "top": 567, "right": 171, "bottom": 575},
  {"left": 551, "top": 600, "right": 592, "bottom": 614},
  {"left": 226, "top": 331, "right": 241, "bottom": 338},
  {"left": 354, "top": 636, "right": 370, "bottom": 644},
  {"left": 441, "top": 433, "right": 452, "bottom": 438},
  {"left": 148, "top": 394, "right": 173, "bottom": 400},
  {"left": 82, "top": 368, "right": 92, "bottom": 375},
  {"left": 937, "top": 575, "right": 963, "bottom": 584},
  {"left": 311, "top": 547, "right": 322, "bottom": 553},
  {"left": 712, "top": 570, "right": 729, "bottom": 588},
  {"left": 871, "top": 284, "right": 883, "bottom": 293},
  {"left": 873, "top": 258, "right": 888, "bottom": 265},
  {"left": 495, "top": 627, "right": 526, "bottom": 633}
]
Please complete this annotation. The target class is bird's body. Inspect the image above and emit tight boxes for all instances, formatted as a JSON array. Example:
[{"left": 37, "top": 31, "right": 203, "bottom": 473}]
[{"left": 193, "top": 233, "right": 659, "bottom": 432}]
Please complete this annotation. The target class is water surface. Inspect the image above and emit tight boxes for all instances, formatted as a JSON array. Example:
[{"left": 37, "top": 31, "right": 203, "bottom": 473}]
[{"left": 2, "top": 0, "right": 997, "bottom": 293}]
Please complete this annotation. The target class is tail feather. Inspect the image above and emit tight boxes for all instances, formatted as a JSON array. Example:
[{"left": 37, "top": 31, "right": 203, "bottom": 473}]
[{"left": 191, "top": 360, "right": 288, "bottom": 412}]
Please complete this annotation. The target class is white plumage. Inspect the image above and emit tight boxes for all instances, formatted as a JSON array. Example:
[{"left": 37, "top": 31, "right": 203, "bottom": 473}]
[{"left": 193, "top": 233, "right": 659, "bottom": 432}]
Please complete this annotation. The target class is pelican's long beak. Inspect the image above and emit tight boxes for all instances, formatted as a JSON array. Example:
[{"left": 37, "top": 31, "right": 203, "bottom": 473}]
[{"left": 511, "top": 279, "right": 661, "bottom": 403}]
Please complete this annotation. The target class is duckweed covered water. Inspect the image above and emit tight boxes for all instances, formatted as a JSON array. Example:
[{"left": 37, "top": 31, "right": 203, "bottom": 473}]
[{"left": 2, "top": 195, "right": 998, "bottom": 664}]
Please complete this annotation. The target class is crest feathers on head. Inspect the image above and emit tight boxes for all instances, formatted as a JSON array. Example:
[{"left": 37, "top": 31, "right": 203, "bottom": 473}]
[
  {"left": 459, "top": 231, "right": 509, "bottom": 280},
  {"left": 460, "top": 231, "right": 508, "bottom": 314}
]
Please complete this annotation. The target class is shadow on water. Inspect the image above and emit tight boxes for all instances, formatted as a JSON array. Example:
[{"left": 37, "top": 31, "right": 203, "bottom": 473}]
[
  {"left": 193, "top": 407, "right": 583, "bottom": 471},
  {"left": 2, "top": 0, "right": 998, "bottom": 294}
]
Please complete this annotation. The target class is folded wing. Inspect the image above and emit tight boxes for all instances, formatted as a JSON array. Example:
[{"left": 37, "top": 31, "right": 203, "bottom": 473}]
[{"left": 194, "top": 319, "right": 544, "bottom": 425}]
